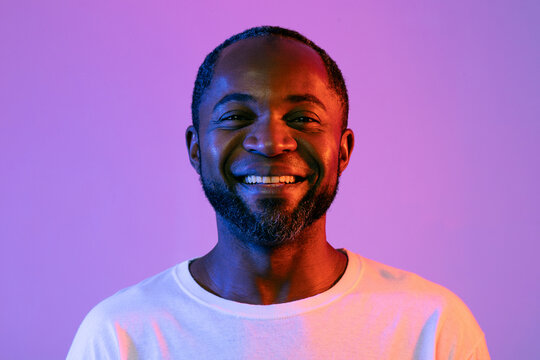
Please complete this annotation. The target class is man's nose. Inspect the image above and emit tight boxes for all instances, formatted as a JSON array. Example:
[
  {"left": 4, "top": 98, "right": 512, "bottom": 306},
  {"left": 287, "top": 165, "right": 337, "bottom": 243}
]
[{"left": 242, "top": 118, "right": 297, "bottom": 157}]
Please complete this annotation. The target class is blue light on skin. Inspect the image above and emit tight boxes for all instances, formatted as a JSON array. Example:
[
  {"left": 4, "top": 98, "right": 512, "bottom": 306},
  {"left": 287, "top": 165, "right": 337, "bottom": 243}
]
[{"left": 185, "top": 36, "right": 354, "bottom": 305}]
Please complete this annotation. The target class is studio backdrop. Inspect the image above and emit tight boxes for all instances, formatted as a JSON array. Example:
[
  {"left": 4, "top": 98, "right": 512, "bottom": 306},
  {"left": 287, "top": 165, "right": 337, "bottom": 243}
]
[{"left": 1, "top": 0, "right": 539, "bottom": 358}]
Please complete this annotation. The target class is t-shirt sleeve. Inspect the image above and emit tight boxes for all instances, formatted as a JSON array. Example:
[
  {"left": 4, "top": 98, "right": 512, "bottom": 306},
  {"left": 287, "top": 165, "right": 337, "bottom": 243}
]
[
  {"left": 66, "top": 305, "right": 120, "bottom": 360},
  {"left": 467, "top": 336, "right": 490, "bottom": 360},
  {"left": 435, "top": 291, "right": 491, "bottom": 360}
]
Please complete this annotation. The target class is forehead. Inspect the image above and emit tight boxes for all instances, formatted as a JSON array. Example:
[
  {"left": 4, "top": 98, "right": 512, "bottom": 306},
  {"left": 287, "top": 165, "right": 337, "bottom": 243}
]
[{"left": 206, "top": 36, "right": 334, "bottom": 104}]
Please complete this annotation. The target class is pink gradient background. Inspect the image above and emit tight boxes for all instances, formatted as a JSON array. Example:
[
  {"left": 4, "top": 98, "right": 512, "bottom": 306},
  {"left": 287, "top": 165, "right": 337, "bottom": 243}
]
[{"left": 1, "top": 1, "right": 539, "bottom": 358}]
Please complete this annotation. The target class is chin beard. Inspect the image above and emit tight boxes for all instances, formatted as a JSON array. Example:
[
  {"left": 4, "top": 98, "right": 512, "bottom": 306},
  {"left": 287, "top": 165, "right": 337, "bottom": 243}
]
[{"left": 200, "top": 175, "right": 340, "bottom": 247}]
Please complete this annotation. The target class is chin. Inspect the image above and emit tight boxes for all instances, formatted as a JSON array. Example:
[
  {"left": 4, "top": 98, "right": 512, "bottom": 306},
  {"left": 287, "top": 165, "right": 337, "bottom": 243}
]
[
  {"left": 201, "top": 173, "right": 340, "bottom": 248},
  {"left": 251, "top": 197, "right": 295, "bottom": 214}
]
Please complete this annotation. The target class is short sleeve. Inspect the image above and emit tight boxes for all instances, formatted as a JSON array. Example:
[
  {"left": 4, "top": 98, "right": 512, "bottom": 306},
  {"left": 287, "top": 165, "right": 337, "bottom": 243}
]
[
  {"left": 66, "top": 305, "right": 120, "bottom": 360},
  {"left": 435, "top": 292, "right": 490, "bottom": 360},
  {"left": 466, "top": 336, "right": 490, "bottom": 360}
]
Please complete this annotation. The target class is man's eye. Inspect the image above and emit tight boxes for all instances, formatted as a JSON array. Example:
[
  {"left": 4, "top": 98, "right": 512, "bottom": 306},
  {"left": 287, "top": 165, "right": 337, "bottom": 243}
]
[
  {"left": 219, "top": 114, "right": 251, "bottom": 122},
  {"left": 214, "top": 113, "right": 253, "bottom": 128},
  {"left": 221, "top": 114, "right": 243, "bottom": 121},
  {"left": 285, "top": 110, "right": 321, "bottom": 125},
  {"left": 290, "top": 116, "right": 318, "bottom": 123}
]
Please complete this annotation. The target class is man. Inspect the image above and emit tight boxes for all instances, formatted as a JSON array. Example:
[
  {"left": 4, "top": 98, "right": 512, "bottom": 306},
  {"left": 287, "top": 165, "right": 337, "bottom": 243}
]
[{"left": 68, "top": 26, "right": 490, "bottom": 359}]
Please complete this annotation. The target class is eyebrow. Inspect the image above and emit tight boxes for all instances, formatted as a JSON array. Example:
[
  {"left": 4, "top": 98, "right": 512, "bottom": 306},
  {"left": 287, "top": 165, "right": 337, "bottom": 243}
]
[
  {"left": 285, "top": 94, "right": 326, "bottom": 111},
  {"left": 213, "top": 93, "right": 256, "bottom": 112}
]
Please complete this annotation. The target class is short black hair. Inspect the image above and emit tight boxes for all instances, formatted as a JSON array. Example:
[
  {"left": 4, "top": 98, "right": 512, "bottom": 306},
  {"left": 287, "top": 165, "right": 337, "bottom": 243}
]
[{"left": 191, "top": 26, "right": 349, "bottom": 131}]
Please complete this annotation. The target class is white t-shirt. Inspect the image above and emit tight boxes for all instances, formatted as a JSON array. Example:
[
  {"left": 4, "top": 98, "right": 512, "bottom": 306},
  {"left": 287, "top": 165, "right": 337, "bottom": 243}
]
[{"left": 67, "top": 249, "right": 489, "bottom": 359}]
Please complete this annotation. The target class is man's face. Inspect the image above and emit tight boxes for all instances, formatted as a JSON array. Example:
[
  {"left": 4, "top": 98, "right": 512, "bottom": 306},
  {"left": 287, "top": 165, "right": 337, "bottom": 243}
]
[{"left": 187, "top": 36, "right": 353, "bottom": 246}]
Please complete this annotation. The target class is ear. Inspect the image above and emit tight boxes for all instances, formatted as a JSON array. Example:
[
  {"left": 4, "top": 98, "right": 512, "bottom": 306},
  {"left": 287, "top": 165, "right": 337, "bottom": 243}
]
[
  {"left": 186, "top": 125, "right": 201, "bottom": 174},
  {"left": 338, "top": 128, "right": 354, "bottom": 176}
]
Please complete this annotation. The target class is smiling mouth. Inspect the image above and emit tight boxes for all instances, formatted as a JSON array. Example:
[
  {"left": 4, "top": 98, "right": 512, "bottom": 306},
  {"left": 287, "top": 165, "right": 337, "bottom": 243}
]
[{"left": 242, "top": 175, "right": 304, "bottom": 185}]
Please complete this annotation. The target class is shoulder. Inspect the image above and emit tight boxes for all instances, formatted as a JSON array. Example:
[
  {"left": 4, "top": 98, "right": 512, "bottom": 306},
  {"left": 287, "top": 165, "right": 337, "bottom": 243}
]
[
  {"left": 356, "top": 253, "right": 478, "bottom": 319},
  {"left": 354, "top": 253, "right": 467, "bottom": 308},
  {"left": 348, "top": 251, "right": 488, "bottom": 358},
  {"left": 90, "top": 264, "right": 183, "bottom": 319},
  {"left": 67, "top": 263, "right": 186, "bottom": 359}
]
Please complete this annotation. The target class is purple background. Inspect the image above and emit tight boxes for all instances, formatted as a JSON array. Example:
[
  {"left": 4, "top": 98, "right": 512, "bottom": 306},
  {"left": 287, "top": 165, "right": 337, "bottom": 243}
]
[{"left": 1, "top": 1, "right": 539, "bottom": 358}]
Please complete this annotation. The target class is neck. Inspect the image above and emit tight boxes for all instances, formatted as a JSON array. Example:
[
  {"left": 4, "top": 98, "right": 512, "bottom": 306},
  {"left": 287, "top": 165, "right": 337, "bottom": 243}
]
[{"left": 189, "top": 215, "right": 348, "bottom": 305}]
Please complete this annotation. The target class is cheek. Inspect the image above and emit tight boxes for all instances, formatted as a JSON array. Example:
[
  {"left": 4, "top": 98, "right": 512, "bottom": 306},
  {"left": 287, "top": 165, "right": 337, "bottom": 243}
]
[
  {"left": 200, "top": 130, "right": 245, "bottom": 177},
  {"left": 323, "top": 149, "right": 341, "bottom": 178},
  {"left": 299, "top": 134, "right": 341, "bottom": 179}
]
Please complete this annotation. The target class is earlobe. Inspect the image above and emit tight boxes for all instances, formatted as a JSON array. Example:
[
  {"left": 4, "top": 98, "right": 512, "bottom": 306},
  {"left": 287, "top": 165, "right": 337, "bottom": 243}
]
[
  {"left": 186, "top": 126, "right": 201, "bottom": 174},
  {"left": 338, "top": 129, "right": 354, "bottom": 176}
]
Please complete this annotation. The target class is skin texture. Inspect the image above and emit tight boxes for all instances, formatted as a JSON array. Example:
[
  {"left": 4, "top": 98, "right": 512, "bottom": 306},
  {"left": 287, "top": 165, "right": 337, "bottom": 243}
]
[{"left": 186, "top": 36, "right": 354, "bottom": 305}]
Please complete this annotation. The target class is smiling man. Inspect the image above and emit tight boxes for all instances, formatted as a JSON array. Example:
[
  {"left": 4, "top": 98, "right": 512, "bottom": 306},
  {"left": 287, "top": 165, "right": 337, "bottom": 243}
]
[{"left": 68, "top": 26, "right": 490, "bottom": 359}]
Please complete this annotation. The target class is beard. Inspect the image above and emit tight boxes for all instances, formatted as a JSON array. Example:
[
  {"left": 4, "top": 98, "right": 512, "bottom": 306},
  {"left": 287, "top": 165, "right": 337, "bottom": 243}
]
[{"left": 200, "top": 171, "right": 340, "bottom": 248}]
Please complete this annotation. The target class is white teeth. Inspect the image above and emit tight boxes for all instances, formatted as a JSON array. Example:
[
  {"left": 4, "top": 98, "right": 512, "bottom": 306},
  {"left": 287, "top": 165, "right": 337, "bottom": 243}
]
[{"left": 243, "top": 175, "right": 297, "bottom": 184}]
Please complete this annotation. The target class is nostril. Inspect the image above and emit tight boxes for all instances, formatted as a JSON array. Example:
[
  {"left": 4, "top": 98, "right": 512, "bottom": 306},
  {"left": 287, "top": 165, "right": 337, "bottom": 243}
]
[{"left": 242, "top": 128, "right": 297, "bottom": 157}]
